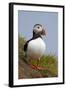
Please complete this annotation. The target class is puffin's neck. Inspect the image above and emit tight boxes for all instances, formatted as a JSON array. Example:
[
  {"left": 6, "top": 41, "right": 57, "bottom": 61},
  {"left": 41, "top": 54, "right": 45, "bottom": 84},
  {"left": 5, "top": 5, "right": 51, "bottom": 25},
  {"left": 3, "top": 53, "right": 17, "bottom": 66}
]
[{"left": 33, "top": 32, "right": 42, "bottom": 39}]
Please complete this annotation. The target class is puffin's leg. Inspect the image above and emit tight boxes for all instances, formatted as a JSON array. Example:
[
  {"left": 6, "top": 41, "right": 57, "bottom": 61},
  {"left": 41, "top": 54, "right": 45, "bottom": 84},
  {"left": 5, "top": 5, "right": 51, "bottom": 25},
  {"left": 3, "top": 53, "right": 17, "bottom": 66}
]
[
  {"left": 37, "top": 58, "right": 40, "bottom": 66},
  {"left": 38, "top": 58, "right": 40, "bottom": 66}
]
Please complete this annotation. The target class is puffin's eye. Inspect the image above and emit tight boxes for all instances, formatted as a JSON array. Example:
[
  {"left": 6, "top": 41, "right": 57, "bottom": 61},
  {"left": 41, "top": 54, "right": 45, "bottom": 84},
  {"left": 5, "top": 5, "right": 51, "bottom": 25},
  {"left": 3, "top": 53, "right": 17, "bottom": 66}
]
[{"left": 37, "top": 26, "right": 40, "bottom": 29}]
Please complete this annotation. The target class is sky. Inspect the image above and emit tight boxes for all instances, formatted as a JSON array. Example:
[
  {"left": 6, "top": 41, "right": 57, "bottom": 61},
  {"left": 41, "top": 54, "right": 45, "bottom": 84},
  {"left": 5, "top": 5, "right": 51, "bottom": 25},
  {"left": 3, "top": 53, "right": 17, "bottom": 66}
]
[{"left": 18, "top": 10, "right": 58, "bottom": 56}]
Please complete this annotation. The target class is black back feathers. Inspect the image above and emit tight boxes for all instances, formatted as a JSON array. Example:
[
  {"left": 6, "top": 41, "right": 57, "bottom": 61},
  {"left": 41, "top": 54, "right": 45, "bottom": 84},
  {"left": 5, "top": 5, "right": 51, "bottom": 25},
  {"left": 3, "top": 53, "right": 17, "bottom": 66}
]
[{"left": 24, "top": 38, "right": 32, "bottom": 52}]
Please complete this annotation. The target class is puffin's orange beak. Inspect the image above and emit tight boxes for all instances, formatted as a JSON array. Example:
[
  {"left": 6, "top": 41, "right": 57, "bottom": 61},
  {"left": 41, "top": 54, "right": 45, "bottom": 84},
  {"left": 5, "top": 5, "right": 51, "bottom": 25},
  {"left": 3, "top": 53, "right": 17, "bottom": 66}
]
[{"left": 41, "top": 29, "right": 46, "bottom": 36}]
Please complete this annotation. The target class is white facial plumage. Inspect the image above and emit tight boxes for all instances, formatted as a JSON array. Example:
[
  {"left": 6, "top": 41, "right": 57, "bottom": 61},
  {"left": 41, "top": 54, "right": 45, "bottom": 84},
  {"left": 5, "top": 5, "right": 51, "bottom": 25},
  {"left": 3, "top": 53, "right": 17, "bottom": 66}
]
[{"left": 33, "top": 24, "right": 43, "bottom": 34}]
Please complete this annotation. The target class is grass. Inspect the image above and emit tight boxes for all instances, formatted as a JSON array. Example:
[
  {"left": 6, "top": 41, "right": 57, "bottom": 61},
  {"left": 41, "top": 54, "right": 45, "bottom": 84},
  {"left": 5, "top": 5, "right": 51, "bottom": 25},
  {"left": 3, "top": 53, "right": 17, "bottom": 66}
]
[
  {"left": 18, "top": 36, "right": 58, "bottom": 79},
  {"left": 29, "top": 55, "right": 58, "bottom": 77}
]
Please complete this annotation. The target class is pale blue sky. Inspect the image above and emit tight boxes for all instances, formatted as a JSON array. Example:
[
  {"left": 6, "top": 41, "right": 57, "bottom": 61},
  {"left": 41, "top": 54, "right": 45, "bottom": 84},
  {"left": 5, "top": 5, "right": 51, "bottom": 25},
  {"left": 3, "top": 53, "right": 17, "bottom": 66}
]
[{"left": 18, "top": 10, "right": 58, "bottom": 56}]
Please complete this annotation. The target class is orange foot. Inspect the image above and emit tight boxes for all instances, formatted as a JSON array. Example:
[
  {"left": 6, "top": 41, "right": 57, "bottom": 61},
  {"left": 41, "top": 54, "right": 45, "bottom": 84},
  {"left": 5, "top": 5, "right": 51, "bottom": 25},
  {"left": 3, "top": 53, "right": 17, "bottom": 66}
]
[{"left": 29, "top": 64, "right": 44, "bottom": 70}]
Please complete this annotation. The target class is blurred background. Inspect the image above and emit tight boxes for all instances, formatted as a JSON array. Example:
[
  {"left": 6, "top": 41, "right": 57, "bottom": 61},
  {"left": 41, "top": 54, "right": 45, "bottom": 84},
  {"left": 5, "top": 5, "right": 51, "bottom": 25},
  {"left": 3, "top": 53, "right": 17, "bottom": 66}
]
[{"left": 18, "top": 10, "right": 58, "bottom": 56}]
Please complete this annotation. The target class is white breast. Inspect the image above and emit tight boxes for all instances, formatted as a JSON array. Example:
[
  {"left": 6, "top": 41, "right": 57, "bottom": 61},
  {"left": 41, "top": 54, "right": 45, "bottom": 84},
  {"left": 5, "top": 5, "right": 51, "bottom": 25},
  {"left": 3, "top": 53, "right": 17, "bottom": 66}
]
[{"left": 27, "top": 38, "right": 46, "bottom": 60}]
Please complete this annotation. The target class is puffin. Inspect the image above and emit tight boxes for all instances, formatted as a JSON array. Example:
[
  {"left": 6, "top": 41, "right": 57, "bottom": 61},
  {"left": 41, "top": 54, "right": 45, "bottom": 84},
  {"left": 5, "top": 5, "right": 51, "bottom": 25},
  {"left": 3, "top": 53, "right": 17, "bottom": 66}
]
[{"left": 24, "top": 24, "right": 46, "bottom": 70}]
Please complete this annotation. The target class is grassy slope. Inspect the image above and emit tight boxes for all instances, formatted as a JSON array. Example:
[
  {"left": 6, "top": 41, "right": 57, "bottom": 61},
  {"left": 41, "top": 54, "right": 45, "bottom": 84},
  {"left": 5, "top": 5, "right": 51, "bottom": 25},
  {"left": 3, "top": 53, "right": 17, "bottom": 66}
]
[{"left": 18, "top": 36, "right": 58, "bottom": 79}]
